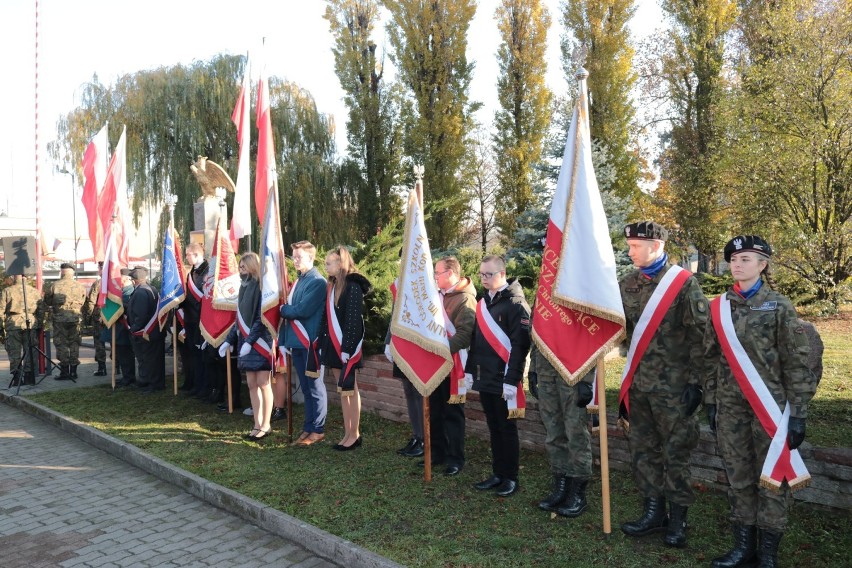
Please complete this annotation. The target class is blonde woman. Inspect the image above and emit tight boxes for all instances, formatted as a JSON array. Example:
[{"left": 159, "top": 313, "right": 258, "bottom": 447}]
[
  {"left": 317, "top": 247, "right": 371, "bottom": 451},
  {"left": 220, "top": 253, "right": 275, "bottom": 441}
]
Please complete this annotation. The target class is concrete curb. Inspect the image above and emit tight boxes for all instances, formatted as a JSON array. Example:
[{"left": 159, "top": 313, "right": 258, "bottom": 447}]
[{"left": 1, "top": 392, "right": 404, "bottom": 568}]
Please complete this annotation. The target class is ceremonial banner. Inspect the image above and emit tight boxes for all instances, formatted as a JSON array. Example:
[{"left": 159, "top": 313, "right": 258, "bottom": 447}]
[
  {"left": 255, "top": 68, "right": 275, "bottom": 223},
  {"left": 100, "top": 126, "right": 131, "bottom": 266},
  {"left": 81, "top": 123, "right": 108, "bottom": 261},
  {"left": 260, "top": 184, "right": 288, "bottom": 338},
  {"left": 531, "top": 72, "right": 625, "bottom": 386},
  {"left": 98, "top": 231, "right": 124, "bottom": 327},
  {"left": 230, "top": 59, "right": 252, "bottom": 242},
  {"left": 156, "top": 226, "right": 187, "bottom": 331},
  {"left": 200, "top": 216, "right": 239, "bottom": 346},
  {"left": 389, "top": 190, "right": 453, "bottom": 397}
]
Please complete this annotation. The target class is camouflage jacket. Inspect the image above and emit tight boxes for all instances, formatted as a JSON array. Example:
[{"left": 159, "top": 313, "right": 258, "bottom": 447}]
[
  {"left": 1, "top": 280, "right": 41, "bottom": 330},
  {"left": 44, "top": 274, "right": 89, "bottom": 323},
  {"left": 619, "top": 264, "right": 708, "bottom": 393},
  {"left": 702, "top": 285, "right": 815, "bottom": 419},
  {"left": 87, "top": 277, "right": 101, "bottom": 321}
]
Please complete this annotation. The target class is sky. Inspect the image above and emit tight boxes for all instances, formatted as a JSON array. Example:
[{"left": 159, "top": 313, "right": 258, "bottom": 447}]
[{"left": 0, "top": 0, "right": 665, "bottom": 253}]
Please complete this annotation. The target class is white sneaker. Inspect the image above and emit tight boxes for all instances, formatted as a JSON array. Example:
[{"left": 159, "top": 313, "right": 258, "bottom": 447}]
[{"left": 243, "top": 407, "right": 254, "bottom": 416}]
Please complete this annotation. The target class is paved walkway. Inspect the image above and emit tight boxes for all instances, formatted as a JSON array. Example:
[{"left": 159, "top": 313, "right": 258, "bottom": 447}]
[{"left": 0, "top": 343, "right": 396, "bottom": 568}]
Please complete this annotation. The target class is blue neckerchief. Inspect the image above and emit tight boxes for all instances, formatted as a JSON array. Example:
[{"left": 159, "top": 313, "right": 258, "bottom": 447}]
[
  {"left": 736, "top": 279, "right": 763, "bottom": 300},
  {"left": 641, "top": 253, "right": 668, "bottom": 278}
]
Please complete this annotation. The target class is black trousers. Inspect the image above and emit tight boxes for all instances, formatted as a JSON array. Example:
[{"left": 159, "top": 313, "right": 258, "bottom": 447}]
[
  {"left": 429, "top": 377, "right": 466, "bottom": 467},
  {"left": 479, "top": 391, "right": 520, "bottom": 481},
  {"left": 132, "top": 335, "right": 165, "bottom": 388},
  {"left": 116, "top": 344, "right": 136, "bottom": 379}
]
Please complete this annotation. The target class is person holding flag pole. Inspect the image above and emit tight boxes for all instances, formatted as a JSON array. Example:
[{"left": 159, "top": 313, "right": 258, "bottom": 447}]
[{"left": 529, "top": 67, "right": 626, "bottom": 530}]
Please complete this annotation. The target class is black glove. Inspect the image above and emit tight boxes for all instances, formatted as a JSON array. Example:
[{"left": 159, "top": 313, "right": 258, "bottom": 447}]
[
  {"left": 681, "top": 384, "right": 703, "bottom": 416},
  {"left": 618, "top": 401, "right": 629, "bottom": 422},
  {"left": 788, "top": 417, "right": 806, "bottom": 450},
  {"left": 527, "top": 372, "right": 538, "bottom": 399},
  {"left": 706, "top": 404, "right": 717, "bottom": 434},
  {"left": 576, "top": 381, "right": 593, "bottom": 408},
  {"left": 591, "top": 414, "right": 600, "bottom": 430}
]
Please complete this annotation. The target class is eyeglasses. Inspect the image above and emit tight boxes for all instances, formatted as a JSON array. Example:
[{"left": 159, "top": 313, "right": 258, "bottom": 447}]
[
  {"left": 434, "top": 269, "right": 451, "bottom": 279},
  {"left": 479, "top": 271, "right": 501, "bottom": 280}
]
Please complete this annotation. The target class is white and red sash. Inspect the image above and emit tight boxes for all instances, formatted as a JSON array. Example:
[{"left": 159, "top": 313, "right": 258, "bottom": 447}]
[
  {"left": 618, "top": 266, "right": 691, "bottom": 415},
  {"left": 187, "top": 271, "right": 204, "bottom": 302},
  {"left": 476, "top": 298, "right": 525, "bottom": 419},
  {"left": 285, "top": 278, "right": 311, "bottom": 351},
  {"left": 237, "top": 309, "right": 274, "bottom": 364},
  {"left": 711, "top": 294, "right": 810, "bottom": 491},
  {"left": 443, "top": 298, "right": 468, "bottom": 404},
  {"left": 326, "top": 284, "right": 363, "bottom": 385}
]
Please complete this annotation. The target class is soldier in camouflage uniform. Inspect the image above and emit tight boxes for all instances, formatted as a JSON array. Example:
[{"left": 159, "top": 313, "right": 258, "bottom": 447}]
[
  {"left": 703, "top": 236, "right": 816, "bottom": 568},
  {"left": 43, "top": 263, "right": 90, "bottom": 380},
  {"left": 87, "top": 262, "right": 107, "bottom": 376},
  {"left": 1, "top": 275, "right": 42, "bottom": 384},
  {"left": 529, "top": 345, "right": 594, "bottom": 518},
  {"left": 618, "top": 221, "right": 708, "bottom": 548}
]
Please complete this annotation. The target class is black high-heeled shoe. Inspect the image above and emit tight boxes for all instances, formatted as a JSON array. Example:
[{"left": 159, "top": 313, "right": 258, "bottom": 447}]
[
  {"left": 249, "top": 428, "right": 272, "bottom": 441},
  {"left": 335, "top": 436, "right": 362, "bottom": 451},
  {"left": 243, "top": 428, "right": 260, "bottom": 440}
]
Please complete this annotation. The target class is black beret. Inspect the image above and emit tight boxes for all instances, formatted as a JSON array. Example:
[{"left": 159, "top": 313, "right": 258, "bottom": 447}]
[
  {"left": 129, "top": 266, "right": 149, "bottom": 279},
  {"left": 623, "top": 221, "right": 669, "bottom": 241},
  {"left": 120, "top": 268, "right": 132, "bottom": 276},
  {"left": 724, "top": 235, "right": 772, "bottom": 262},
  {"left": 60, "top": 263, "right": 75, "bottom": 270}
]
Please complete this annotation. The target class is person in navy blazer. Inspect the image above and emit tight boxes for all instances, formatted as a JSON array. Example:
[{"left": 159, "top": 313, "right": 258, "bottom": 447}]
[{"left": 279, "top": 241, "right": 328, "bottom": 446}]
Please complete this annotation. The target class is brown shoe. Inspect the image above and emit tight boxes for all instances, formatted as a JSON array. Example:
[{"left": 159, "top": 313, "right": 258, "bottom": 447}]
[
  {"left": 297, "top": 433, "right": 325, "bottom": 446},
  {"left": 296, "top": 431, "right": 310, "bottom": 442}
]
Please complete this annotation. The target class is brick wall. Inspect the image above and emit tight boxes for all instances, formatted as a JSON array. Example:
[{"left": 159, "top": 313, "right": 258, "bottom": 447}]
[{"left": 323, "top": 355, "right": 851, "bottom": 511}]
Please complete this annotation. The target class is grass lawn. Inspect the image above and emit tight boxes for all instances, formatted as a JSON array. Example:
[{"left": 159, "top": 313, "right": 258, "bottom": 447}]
[{"left": 27, "top": 339, "right": 850, "bottom": 568}]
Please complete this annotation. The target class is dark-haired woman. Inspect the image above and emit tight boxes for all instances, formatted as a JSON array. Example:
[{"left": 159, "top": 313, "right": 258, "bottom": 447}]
[
  {"left": 317, "top": 246, "right": 371, "bottom": 451},
  {"left": 703, "top": 236, "right": 816, "bottom": 568},
  {"left": 220, "top": 252, "right": 275, "bottom": 441}
]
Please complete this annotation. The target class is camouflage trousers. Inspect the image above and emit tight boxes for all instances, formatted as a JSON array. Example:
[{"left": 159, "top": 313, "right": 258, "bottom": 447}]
[
  {"left": 53, "top": 321, "right": 82, "bottom": 366},
  {"left": 717, "top": 390, "right": 789, "bottom": 531},
  {"left": 536, "top": 358, "right": 592, "bottom": 478},
  {"left": 93, "top": 316, "right": 106, "bottom": 363},
  {"left": 626, "top": 388, "right": 699, "bottom": 506},
  {"left": 5, "top": 328, "right": 38, "bottom": 373}
]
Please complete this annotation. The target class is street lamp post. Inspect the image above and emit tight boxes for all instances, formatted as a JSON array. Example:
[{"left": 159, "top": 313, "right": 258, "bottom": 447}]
[{"left": 57, "top": 166, "right": 79, "bottom": 269}]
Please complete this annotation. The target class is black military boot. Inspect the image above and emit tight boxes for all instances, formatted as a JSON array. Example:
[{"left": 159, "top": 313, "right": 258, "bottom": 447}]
[
  {"left": 70, "top": 365, "right": 78, "bottom": 379},
  {"left": 55, "top": 364, "right": 72, "bottom": 381},
  {"left": 94, "top": 362, "right": 107, "bottom": 376},
  {"left": 557, "top": 477, "right": 589, "bottom": 518},
  {"left": 538, "top": 474, "right": 571, "bottom": 512},
  {"left": 24, "top": 370, "right": 36, "bottom": 385},
  {"left": 711, "top": 523, "right": 758, "bottom": 568},
  {"left": 756, "top": 529, "right": 782, "bottom": 568},
  {"left": 664, "top": 503, "right": 688, "bottom": 548},
  {"left": 10, "top": 369, "right": 22, "bottom": 386},
  {"left": 621, "top": 497, "right": 668, "bottom": 536}
]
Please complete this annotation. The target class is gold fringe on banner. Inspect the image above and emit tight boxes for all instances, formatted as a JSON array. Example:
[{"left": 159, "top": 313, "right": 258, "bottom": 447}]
[{"left": 508, "top": 408, "right": 526, "bottom": 420}]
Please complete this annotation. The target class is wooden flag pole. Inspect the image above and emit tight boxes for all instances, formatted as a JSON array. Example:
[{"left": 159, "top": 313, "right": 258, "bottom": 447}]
[
  {"left": 596, "top": 357, "right": 612, "bottom": 535},
  {"left": 226, "top": 350, "right": 233, "bottom": 413},
  {"left": 172, "top": 316, "right": 178, "bottom": 395},
  {"left": 286, "top": 355, "right": 293, "bottom": 442},
  {"left": 111, "top": 326, "right": 116, "bottom": 390},
  {"left": 413, "top": 165, "right": 432, "bottom": 483}
]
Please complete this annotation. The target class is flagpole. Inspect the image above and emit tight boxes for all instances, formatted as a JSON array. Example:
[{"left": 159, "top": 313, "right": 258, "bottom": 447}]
[
  {"left": 167, "top": 194, "right": 179, "bottom": 396},
  {"left": 413, "top": 165, "right": 432, "bottom": 483},
  {"left": 596, "top": 357, "right": 612, "bottom": 536},
  {"left": 111, "top": 326, "right": 116, "bottom": 390}
]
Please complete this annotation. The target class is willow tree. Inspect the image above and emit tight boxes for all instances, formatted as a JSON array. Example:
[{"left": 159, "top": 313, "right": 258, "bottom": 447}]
[
  {"left": 49, "top": 54, "right": 347, "bottom": 248},
  {"left": 492, "top": 0, "right": 552, "bottom": 242},
  {"left": 325, "top": 0, "right": 404, "bottom": 239},
  {"left": 719, "top": 0, "right": 852, "bottom": 305},
  {"left": 562, "top": 0, "right": 640, "bottom": 199},
  {"left": 656, "top": 0, "right": 737, "bottom": 272},
  {"left": 384, "top": 0, "right": 477, "bottom": 249}
]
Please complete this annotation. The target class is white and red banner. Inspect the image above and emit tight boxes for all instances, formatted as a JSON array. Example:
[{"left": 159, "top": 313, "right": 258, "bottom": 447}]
[
  {"left": 389, "top": 189, "right": 453, "bottom": 397},
  {"left": 100, "top": 126, "right": 131, "bottom": 267},
  {"left": 711, "top": 295, "right": 811, "bottom": 491},
  {"left": 230, "top": 57, "right": 252, "bottom": 242},
  {"left": 255, "top": 68, "right": 275, "bottom": 224},
  {"left": 260, "top": 184, "right": 288, "bottom": 339},
  {"left": 617, "top": 265, "right": 691, "bottom": 412},
  {"left": 200, "top": 215, "right": 239, "bottom": 347},
  {"left": 81, "top": 123, "right": 109, "bottom": 261},
  {"left": 531, "top": 73, "right": 625, "bottom": 386}
]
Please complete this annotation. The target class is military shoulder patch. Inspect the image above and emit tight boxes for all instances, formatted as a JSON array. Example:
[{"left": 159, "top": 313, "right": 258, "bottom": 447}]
[
  {"left": 750, "top": 301, "right": 778, "bottom": 311},
  {"left": 696, "top": 299, "right": 707, "bottom": 313}
]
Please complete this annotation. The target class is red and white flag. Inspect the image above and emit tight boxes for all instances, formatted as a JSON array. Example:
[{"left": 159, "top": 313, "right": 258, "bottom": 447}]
[
  {"left": 255, "top": 68, "right": 275, "bottom": 224},
  {"left": 260, "top": 184, "right": 288, "bottom": 338},
  {"left": 230, "top": 57, "right": 252, "bottom": 242},
  {"left": 531, "top": 71, "right": 626, "bottom": 391},
  {"left": 389, "top": 189, "right": 453, "bottom": 397},
  {"left": 100, "top": 126, "right": 131, "bottom": 266},
  {"left": 199, "top": 215, "right": 240, "bottom": 347},
  {"left": 81, "top": 123, "right": 109, "bottom": 261}
]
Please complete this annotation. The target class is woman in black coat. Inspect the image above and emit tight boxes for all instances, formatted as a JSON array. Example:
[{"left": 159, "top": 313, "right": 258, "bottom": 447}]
[
  {"left": 317, "top": 246, "right": 371, "bottom": 451},
  {"left": 220, "top": 253, "right": 274, "bottom": 440}
]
